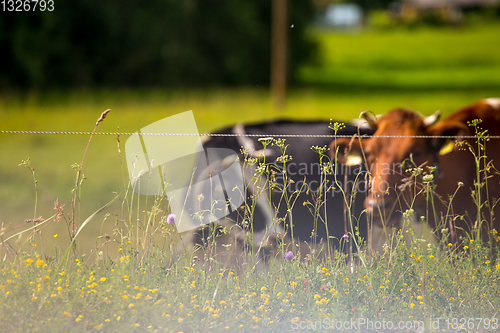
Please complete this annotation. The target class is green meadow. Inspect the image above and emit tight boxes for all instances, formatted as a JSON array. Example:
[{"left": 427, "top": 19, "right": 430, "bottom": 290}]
[
  {"left": 301, "top": 22, "right": 500, "bottom": 90},
  {"left": 1, "top": 22, "right": 500, "bottom": 332},
  {"left": 1, "top": 87, "right": 496, "bottom": 251}
]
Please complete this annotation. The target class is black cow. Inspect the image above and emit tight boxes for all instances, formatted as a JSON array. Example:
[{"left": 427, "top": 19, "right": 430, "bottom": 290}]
[{"left": 179, "top": 119, "right": 376, "bottom": 266}]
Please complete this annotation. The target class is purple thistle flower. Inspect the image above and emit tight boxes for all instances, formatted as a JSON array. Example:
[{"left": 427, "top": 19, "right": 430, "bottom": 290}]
[
  {"left": 166, "top": 213, "right": 176, "bottom": 225},
  {"left": 284, "top": 251, "right": 294, "bottom": 261}
]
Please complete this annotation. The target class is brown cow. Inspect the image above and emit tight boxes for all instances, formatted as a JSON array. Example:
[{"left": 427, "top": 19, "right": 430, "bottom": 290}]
[{"left": 330, "top": 98, "right": 500, "bottom": 245}]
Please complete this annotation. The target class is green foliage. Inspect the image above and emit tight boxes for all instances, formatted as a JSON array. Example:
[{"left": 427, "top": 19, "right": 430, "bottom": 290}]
[
  {"left": 301, "top": 22, "right": 500, "bottom": 90},
  {"left": 0, "top": 0, "right": 316, "bottom": 88}
]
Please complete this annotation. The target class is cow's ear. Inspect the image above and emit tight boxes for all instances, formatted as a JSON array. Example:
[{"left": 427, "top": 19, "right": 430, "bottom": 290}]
[
  {"left": 329, "top": 138, "right": 364, "bottom": 166},
  {"left": 428, "top": 121, "right": 470, "bottom": 155}
]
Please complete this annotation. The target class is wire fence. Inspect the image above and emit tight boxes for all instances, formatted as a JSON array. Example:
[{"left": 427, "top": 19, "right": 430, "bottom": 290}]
[{"left": 0, "top": 130, "right": 498, "bottom": 139}]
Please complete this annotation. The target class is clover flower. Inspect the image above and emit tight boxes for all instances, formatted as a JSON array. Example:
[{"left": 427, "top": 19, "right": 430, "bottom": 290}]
[
  {"left": 284, "top": 251, "right": 294, "bottom": 261},
  {"left": 166, "top": 213, "right": 176, "bottom": 225}
]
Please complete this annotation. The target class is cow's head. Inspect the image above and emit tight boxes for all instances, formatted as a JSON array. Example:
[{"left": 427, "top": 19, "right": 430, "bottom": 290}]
[{"left": 330, "top": 108, "right": 469, "bottom": 227}]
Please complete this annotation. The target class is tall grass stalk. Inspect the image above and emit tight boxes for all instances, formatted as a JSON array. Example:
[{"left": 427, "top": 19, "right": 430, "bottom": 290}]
[
  {"left": 309, "top": 145, "right": 331, "bottom": 259},
  {"left": 238, "top": 147, "right": 258, "bottom": 258},
  {"left": 273, "top": 138, "right": 296, "bottom": 256},
  {"left": 329, "top": 122, "right": 366, "bottom": 268},
  {"left": 70, "top": 109, "right": 110, "bottom": 247},
  {"left": 18, "top": 158, "right": 38, "bottom": 221},
  {"left": 457, "top": 119, "right": 498, "bottom": 255},
  {"left": 57, "top": 194, "right": 119, "bottom": 270}
]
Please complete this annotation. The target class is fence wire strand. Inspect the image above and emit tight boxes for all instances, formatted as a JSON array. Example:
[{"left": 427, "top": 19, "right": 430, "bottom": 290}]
[{"left": 0, "top": 130, "right": 499, "bottom": 139}]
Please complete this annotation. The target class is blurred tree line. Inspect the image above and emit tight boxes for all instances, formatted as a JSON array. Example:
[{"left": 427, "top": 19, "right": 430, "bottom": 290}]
[{"left": 0, "top": 0, "right": 315, "bottom": 88}]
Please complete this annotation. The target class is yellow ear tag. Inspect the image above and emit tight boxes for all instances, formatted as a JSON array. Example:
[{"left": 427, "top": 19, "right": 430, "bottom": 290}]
[
  {"left": 345, "top": 151, "right": 363, "bottom": 166},
  {"left": 439, "top": 139, "right": 455, "bottom": 155}
]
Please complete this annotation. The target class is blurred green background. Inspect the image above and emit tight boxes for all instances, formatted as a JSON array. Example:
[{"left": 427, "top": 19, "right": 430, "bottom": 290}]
[{"left": 1, "top": 0, "right": 499, "bottom": 253}]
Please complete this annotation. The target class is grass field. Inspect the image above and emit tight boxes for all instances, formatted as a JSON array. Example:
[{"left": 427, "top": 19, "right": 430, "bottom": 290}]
[
  {"left": 1, "top": 87, "right": 497, "bottom": 250},
  {"left": 1, "top": 21, "right": 500, "bottom": 332},
  {"left": 301, "top": 22, "right": 500, "bottom": 90}
]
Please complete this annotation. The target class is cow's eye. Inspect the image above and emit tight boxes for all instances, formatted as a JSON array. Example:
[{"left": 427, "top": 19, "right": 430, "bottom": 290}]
[{"left": 412, "top": 151, "right": 421, "bottom": 159}]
